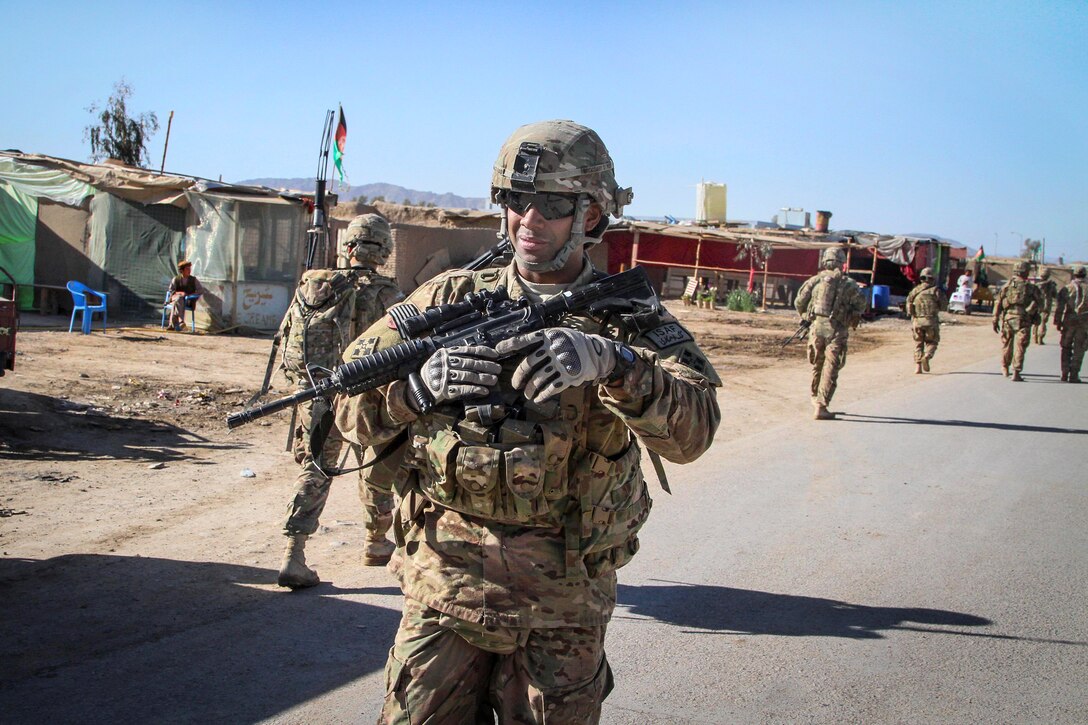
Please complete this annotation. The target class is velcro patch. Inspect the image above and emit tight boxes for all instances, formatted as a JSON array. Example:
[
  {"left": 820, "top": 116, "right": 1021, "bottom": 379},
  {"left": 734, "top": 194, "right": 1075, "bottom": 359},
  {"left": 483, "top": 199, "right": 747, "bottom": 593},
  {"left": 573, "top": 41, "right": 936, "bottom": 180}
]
[
  {"left": 350, "top": 336, "right": 381, "bottom": 360},
  {"left": 644, "top": 322, "right": 694, "bottom": 349}
]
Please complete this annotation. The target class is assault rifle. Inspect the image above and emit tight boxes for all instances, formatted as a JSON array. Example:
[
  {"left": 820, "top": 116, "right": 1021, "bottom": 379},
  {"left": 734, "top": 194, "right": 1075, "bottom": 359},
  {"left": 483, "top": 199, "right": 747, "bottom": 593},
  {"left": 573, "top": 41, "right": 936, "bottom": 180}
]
[
  {"left": 781, "top": 318, "right": 811, "bottom": 347},
  {"left": 227, "top": 265, "right": 658, "bottom": 429}
]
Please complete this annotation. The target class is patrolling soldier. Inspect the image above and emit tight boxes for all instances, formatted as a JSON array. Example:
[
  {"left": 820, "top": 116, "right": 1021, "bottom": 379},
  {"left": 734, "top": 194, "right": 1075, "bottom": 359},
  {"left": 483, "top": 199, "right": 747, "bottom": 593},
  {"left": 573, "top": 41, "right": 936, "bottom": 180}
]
[
  {"left": 905, "top": 267, "right": 948, "bottom": 374},
  {"left": 1033, "top": 266, "right": 1059, "bottom": 345},
  {"left": 277, "top": 213, "right": 404, "bottom": 589},
  {"left": 992, "top": 260, "right": 1044, "bottom": 382},
  {"left": 335, "top": 120, "right": 721, "bottom": 724},
  {"left": 1054, "top": 264, "right": 1088, "bottom": 383},
  {"left": 795, "top": 246, "right": 866, "bottom": 420}
]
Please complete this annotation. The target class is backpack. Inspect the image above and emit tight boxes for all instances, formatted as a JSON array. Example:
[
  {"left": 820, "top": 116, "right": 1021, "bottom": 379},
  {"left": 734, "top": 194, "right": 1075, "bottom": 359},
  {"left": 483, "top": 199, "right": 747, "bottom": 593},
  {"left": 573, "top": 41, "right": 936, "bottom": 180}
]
[{"left": 281, "top": 269, "right": 356, "bottom": 384}]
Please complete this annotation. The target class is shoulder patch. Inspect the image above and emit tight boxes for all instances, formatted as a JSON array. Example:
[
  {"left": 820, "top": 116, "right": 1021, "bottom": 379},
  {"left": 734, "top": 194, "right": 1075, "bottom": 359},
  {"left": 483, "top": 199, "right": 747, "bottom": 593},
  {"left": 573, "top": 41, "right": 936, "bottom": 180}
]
[
  {"left": 349, "top": 336, "right": 381, "bottom": 360},
  {"left": 643, "top": 321, "right": 694, "bottom": 349}
]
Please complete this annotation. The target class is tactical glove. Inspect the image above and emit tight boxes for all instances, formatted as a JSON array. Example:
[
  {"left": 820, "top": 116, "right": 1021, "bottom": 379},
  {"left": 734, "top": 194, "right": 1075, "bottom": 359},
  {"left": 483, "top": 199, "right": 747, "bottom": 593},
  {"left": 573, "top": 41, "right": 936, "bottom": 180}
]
[
  {"left": 419, "top": 345, "right": 501, "bottom": 406},
  {"left": 497, "top": 328, "right": 618, "bottom": 404},
  {"left": 992, "top": 319, "right": 1000, "bottom": 334}
]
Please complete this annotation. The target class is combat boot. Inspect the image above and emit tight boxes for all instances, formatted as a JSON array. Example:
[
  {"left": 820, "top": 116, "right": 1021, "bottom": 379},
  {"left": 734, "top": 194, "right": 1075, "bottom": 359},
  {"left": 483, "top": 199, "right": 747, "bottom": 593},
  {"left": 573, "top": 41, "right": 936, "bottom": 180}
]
[
  {"left": 362, "top": 536, "right": 396, "bottom": 566},
  {"left": 1070, "top": 375, "right": 1082, "bottom": 384},
  {"left": 921, "top": 357, "right": 930, "bottom": 372},
  {"left": 1002, "top": 366, "right": 1009, "bottom": 377},
  {"left": 1011, "top": 371, "right": 1024, "bottom": 382},
  {"left": 277, "top": 534, "right": 319, "bottom": 589},
  {"left": 914, "top": 363, "right": 922, "bottom": 374},
  {"left": 814, "top": 404, "right": 836, "bottom": 420},
  {"left": 1061, "top": 371, "right": 1068, "bottom": 382}
]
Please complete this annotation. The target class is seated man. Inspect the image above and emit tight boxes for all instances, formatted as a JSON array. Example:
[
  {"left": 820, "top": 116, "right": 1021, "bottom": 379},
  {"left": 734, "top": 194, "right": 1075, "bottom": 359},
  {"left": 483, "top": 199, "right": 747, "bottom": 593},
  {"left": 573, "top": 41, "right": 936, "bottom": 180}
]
[{"left": 167, "top": 260, "right": 203, "bottom": 331}]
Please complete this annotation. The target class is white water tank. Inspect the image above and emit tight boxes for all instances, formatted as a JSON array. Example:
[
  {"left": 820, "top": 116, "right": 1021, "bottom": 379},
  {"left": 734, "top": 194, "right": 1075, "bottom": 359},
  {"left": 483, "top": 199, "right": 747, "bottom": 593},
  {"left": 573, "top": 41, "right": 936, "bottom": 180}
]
[{"left": 696, "top": 182, "right": 727, "bottom": 223}]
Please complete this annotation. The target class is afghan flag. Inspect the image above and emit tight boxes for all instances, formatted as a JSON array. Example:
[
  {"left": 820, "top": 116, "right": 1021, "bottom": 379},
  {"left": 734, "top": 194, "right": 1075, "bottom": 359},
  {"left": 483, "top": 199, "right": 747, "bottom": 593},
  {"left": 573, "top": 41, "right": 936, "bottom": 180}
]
[
  {"left": 332, "top": 106, "right": 347, "bottom": 183},
  {"left": 973, "top": 245, "right": 985, "bottom": 260}
]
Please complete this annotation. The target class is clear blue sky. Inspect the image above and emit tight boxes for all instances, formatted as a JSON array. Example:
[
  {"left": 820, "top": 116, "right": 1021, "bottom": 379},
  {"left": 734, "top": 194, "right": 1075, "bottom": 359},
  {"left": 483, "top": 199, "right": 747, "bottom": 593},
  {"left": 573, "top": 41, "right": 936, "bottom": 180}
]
[{"left": 4, "top": 1, "right": 1086, "bottom": 261}]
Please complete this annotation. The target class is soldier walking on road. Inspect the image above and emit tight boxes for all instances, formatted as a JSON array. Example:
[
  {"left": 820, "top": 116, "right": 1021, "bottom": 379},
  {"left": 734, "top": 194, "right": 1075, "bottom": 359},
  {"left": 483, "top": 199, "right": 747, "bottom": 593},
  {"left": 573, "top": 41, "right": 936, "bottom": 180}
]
[
  {"left": 335, "top": 120, "right": 721, "bottom": 723},
  {"left": 1033, "top": 266, "right": 1059, "bottom": 345},
  {"left": 905, "top": 266, "right": 947, "bottom": 374},
  {"left": 992, "top": 260, "right": 1044, "bottom": 382},
  {"left": 1054, "top": 264, "right": 1088, "bottom": 383},
  {"left": 795, "top": 246, "right": 866, "bottom": 420},
  {"left": 277, "top": 214, "right": 404, "bottom": 589}
]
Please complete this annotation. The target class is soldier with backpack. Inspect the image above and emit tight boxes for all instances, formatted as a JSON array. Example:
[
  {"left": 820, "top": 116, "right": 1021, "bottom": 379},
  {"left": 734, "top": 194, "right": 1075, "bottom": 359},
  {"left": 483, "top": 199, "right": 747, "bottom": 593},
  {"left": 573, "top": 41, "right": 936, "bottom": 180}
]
[
  {"left": 277, "top": 213, "right": 404, "bottom": 589},
  {"left": 992, "top": 260, "right": 1044, "bottom": 382}
]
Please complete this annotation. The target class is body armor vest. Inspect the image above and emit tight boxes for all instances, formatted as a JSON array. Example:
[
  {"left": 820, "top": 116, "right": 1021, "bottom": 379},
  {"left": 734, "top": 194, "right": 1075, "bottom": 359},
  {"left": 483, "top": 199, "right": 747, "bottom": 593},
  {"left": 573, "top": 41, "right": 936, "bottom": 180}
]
[
  {"left": 282, "top": 269, "right": 355, "bottom": 383},
  {"left": 1003, "top": 278, "right": 1028, "bottom": 307},
  {"left": 401, "top": 267, "right": 651, "bottom": 578},
  {"left": 913, "top": 285, "right": 940, "bottom": 317},
  {"left": 810, "top": 273, "right": 839, "bottom": 318}
]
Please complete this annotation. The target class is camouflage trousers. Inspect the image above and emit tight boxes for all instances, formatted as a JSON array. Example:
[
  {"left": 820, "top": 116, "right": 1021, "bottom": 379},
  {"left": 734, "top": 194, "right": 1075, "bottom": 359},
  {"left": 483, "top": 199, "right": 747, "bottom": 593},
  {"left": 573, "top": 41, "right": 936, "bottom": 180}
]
[
  {"left": 1059, "top": 321, "right": 1088, "bottom": 379},
  {"left": 379, "top": 598, "right": 613, "bottom": 724},
  {"left": 999, "top": 317, "right": 1032, "bottom": 374},
  {"left": 912, "top": 324, "right": 940, "bottom": 363},
  {"left": 1033, "top": 310, "right": 1052, "bottom": 344},
  {"left": 808, "top": 331, "right": 848, "bottom": 407},
  {"left": 283, "top": 398, "right": 394, "bottom": 538}
]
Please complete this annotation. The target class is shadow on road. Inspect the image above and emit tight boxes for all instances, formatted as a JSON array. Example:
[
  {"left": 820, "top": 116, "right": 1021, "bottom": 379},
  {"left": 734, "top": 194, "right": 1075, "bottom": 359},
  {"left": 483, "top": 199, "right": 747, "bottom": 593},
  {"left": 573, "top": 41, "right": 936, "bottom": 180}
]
[
  {"left": 616, "top": 581, "right": 991, "bottom": 640},
  {"left": 0, "top": 389, "right": 245, "bottom": 462},
  {"left": 0, "top": 554, "right": 400, "bottom": 723},
  {"left": 835, "top": 413, "right": 1088, "bottom": 435}
]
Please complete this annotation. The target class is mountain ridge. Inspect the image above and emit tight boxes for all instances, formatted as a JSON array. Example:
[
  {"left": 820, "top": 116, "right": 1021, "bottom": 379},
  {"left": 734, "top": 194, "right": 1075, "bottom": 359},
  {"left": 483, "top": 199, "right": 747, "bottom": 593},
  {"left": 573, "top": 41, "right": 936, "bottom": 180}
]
[{"left": 235, "top": 177, "right": 489, "bottom": 210}]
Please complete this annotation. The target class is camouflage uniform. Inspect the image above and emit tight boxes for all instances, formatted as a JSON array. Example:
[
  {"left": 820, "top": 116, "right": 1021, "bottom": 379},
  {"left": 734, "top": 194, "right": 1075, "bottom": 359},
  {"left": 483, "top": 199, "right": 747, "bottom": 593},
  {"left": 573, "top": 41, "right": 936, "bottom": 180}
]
[
  {"left": 795, "top": 250, "right": 866, "bottom": 418},
  {"left": 992, "top": 264, "right": 1044, "bottom": 381},
  {"left": 1054, "top": 267, "right": 1088, "bottom": 383},
  {"left": 337, "top": 262, "right": 720, "bottom": 723},
  {"left": 335, "top": 121, "right": 720, "bottom": 724},
  {"left": 278, "top": 214, "right": 404, "bottom": 588},
  {"left": 1033, "top": 269, "right": 1059, "bottom": 344},
  {"left": 905, "top": 270, "right": 947, "bottom": 372}
]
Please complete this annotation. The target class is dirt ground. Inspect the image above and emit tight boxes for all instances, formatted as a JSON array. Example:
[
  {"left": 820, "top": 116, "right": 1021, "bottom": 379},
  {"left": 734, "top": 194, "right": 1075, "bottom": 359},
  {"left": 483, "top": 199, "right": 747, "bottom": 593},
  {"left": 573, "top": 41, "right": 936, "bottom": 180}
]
[{"left": 0, "top": 300, "right": 999, "bottom": 706}]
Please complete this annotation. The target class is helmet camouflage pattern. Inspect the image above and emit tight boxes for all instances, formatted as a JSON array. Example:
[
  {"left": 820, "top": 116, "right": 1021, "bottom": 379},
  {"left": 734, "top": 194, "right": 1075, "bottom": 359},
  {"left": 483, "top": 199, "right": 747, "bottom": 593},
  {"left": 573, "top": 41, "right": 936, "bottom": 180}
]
[
  {"left": 1013, "top": 260, "right": 1031, "bottom": 277},
  {"left": 920, "top": 267, "right": 934, "bottom": 280},
  {"left": 1074, "top": 265, "right": 1087, "bottom": 278},
  {"left": 1038, "top": 266, "right": 1050, "bottom": 279},
  {"left": 820, "top": 246, "right": 846, "bottom": 269},
  {"left": 491, "top": 120, "right": 633, "bottom": 272},
  {"left": 340, "top": 214, "right": 392, "bottom": 267}
]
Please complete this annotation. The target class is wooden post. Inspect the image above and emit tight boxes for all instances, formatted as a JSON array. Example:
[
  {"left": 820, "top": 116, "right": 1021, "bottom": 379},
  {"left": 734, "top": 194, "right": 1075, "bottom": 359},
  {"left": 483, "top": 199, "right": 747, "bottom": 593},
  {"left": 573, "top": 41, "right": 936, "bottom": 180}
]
[
  {"left": 761, "top": 257, "right": 769, "bottom": 311},
  {"left": 159, "top": 110, "right": 174, "bottom": 174},
  {"left": 630, "top": 228, "right": 640, "bottom": 269}
]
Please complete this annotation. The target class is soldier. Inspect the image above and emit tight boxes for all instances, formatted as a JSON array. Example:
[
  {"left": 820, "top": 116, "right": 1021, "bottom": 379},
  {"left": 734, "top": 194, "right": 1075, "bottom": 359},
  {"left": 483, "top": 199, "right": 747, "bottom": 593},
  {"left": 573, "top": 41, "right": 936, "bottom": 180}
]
[
  {"left": 992, "top": 260, "right": 1044, "bottom": 382},
  {"left": 1054, "top": 264, "right": 1088, "bottom": 383},
  {"left": 335, "top": 120, "right": 721, "bottom": 723},
  {"left": 795, "top": 246, "right": 866, "bottom": 420},
  {"left": 905, "top": 267, "right": 948, "bottom": 373},
  {"left": 277, "top": 213, "right": 403, "bottom": 589},
  {"left": 1033, "top": 266, "right": 1059, "bottom": 344}
]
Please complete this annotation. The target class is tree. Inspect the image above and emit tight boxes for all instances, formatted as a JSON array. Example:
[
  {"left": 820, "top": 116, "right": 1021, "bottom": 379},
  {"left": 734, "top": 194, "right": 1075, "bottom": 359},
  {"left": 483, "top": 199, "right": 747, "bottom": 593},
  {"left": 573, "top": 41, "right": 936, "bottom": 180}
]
[
  {"left": 1020, "top": 238, "right": 1042, "bottom": 261},
  {"left": 84, "top": 79, "right": 159, "bottom": 167}
]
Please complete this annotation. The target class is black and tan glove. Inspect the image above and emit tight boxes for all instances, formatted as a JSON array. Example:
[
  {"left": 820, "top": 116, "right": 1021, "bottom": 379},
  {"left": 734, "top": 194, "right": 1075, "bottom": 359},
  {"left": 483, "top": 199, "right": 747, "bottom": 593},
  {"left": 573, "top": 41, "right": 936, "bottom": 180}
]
[
  {"left": 419, "top": 345, "right": 501, "bottom": 406},
  {"left": 497, "top": 328, "right": 619, "bottom": 404}
]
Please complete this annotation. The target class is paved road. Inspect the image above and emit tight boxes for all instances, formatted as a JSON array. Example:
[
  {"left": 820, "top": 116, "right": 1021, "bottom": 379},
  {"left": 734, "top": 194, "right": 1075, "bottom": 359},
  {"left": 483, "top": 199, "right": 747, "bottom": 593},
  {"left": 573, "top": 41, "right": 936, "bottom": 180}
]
[{"left": 2, "top": 343, "right": 1084, "bottom": 724}]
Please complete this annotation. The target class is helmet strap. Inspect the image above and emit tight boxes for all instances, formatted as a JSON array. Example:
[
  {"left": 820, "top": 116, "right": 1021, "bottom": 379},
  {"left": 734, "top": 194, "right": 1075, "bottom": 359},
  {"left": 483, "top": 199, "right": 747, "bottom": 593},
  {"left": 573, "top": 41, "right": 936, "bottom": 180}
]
[{"left": 510, "top": 195, "right": 592, "bottom": 274}]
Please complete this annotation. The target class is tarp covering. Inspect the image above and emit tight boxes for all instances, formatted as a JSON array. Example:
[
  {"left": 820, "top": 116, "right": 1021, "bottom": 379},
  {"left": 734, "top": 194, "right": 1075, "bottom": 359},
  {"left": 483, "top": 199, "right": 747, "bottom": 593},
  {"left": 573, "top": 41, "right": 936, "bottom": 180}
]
[{"left": 0, "top": 157, "right": 95, "bottom": 308}]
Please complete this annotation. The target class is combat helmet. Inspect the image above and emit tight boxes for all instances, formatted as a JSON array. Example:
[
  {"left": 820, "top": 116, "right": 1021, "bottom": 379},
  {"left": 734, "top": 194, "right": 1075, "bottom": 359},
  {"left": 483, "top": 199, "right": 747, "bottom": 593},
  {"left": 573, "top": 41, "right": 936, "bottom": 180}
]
[
  {"left": 1074, "top": 265, "right": 1087, "bottom": 278},
  {"left": 920, "top": 267, "right": 934, "bottom": 281},
  {"left": 491, "top": 120, "right": 634, "bottom": 273},
  {"left": 820, "top": 246, "right": 846, "bottom": 270},
  {"left": 1038, "top": 266, "right": 1051, "bottom": 279},
  {"left": 340, "top": 214, "right": 393, "bottom": 268},
  {"left": 1013, "top": 260, "right": 1032, "bottom": 278}
]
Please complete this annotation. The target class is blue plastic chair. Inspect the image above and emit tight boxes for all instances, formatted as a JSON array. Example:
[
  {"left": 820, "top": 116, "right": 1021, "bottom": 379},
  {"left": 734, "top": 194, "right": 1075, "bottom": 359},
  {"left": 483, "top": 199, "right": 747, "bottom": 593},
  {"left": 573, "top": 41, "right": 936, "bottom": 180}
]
[
  {"left": 161, "top": 292, "right": 201, "bottom": 332},
  {"left": 67, "top": 281, "right": 108, "bottom": 334}
]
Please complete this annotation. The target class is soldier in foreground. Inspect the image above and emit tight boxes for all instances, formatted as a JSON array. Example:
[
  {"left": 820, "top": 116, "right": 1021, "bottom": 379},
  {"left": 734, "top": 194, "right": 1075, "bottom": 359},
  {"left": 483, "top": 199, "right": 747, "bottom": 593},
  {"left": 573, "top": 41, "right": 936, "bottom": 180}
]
[
  {"left": 905, "top": 267, "right": 947, "bottom": 373},
  {"left": 1054, "top": 264, "right": 1088, "bottom": 383},
  {"left": 277, "top": 214, "right": 403, "bottom": 589},
  {"left": 992, "top": 260, "right": 1043, "bottom": 382},
  {"left": 1033, "top": 266, "right": 1059, "bottom": 345},
  {"left": 335, "top": 120, "right": 721, "bottom": 723},
  {"left": 795, "top": 246, "right": 866, "bottom": 420}
]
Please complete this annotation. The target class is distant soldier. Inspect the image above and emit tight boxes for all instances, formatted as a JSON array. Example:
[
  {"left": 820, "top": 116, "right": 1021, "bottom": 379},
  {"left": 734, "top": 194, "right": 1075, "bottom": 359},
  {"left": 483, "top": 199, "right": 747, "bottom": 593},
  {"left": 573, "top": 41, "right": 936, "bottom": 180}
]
[
  {"left": 905, "top": 267, "right": 947, "bottom": 373},
  {"left": 795, "top": 246, "right": 866, "bottom": 419},
  {"left": 1054, "top": 264, "right": 1088, "bottom": 383},
  {"left": 992, "top": 260, "right": 1044, "bottom": 382},
  {"left": 1033, "top": 266, "right": 1059, "bottom": 344},
  {"left": 277, "top": 213, "right": 404, "bottom": 589}
]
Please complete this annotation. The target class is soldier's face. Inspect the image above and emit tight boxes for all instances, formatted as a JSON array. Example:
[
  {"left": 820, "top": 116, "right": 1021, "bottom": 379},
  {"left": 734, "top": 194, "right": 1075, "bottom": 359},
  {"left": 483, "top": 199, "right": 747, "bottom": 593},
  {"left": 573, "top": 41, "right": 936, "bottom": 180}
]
[{"left": 507, "top": 201, "right": 601, "bottom": 267}]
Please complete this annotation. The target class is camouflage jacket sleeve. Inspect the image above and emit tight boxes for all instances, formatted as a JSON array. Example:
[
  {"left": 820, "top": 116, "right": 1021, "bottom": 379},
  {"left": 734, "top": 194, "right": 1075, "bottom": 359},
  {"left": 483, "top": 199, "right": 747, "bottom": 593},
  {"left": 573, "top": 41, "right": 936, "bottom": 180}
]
[
  {"left": 795, "top": 275, "right": 817, "bottom": 317},
  {"left": 598, "top": 310, "right": 721, "bottom": 464},
  {"left": 1054, "top": 286, "right": 1069, "bottom": 327},
  {"left": 905, "top": 286, "right": 919, "bottom": 317},
  {"left": 993, "top": 286, "right": 1005, "bottom": 320},
  {"left": 843, "top": 279, "right": 866, "bottom": 321}
]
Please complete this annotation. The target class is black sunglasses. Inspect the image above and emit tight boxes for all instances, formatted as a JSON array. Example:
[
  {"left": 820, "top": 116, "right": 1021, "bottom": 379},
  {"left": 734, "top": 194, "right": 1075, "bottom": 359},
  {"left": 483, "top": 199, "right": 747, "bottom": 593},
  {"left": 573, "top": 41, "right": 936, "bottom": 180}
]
[{"left": 503, "top": 191, "right": 578, "bottom": 220}]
